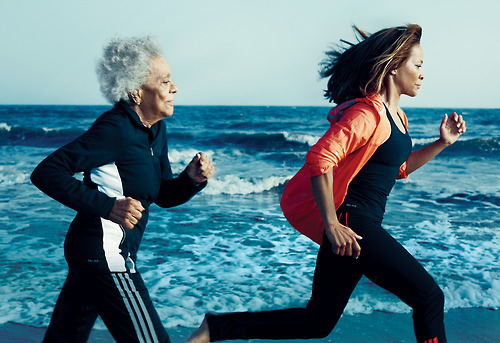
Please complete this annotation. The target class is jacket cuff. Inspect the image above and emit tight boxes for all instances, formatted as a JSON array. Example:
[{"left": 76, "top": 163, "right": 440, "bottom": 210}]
[
  {"left": 100, "top": 195, "right": 117, "bottom": 220},
  {"left": 179, "top": 169, "right": 207, "bottom": 192}
]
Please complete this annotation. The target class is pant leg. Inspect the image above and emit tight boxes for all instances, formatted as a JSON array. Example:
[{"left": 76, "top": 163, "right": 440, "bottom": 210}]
[
  {"left": 42, "top": 270, "right": 99, "bottom": 343},
  {"left": 85, "top": 270, "right": 171, "bottom": 343},
  {"left": 44, "top": 267, "right": 170, "bottom": 343},
  {"left": 206, "top": 221, "right": 363, "bottom": 341},
  {"left": 348, "top": 213, "right": 446, "bottom": 343}
]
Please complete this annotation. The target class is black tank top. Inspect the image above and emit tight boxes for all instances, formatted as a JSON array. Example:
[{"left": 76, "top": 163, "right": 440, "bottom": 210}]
[{"left": 340, "top": 106, "right": 412, "bottom": 221}]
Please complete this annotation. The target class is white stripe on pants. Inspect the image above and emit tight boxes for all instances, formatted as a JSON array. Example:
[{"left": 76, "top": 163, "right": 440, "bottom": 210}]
[{"left": 112, "top": 273, "right": 160, "bottom": 343}]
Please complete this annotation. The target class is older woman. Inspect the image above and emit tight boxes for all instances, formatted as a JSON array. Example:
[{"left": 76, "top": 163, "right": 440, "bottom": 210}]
[{"left": 31, "top": 36, "right": 213, "bottom": 343}]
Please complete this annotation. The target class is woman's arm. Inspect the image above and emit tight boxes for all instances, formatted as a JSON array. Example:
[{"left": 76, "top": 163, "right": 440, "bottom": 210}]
[
  {"left": 406, "top": 112, "right": 466, "bottom": 175},
  {"left": 154, "top": 153, "right": 213, "bottom": 208},
  {"left": 31, "top": 117, "right": 123, "bottom": 219},
  {"left": 311, "top": 170, "right": 362, "bottom": 258},
  {"left": 306, "top": 104, "right": 380, "bottom": 256}
]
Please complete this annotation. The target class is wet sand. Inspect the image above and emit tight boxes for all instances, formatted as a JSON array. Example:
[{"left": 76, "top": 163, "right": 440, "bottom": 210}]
[{"left": 1, "top": 308, "right": 498, "bottom": 342}]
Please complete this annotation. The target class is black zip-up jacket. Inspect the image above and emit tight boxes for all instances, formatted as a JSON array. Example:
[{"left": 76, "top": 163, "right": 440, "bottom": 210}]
[{"left": 31, "top": 101, "right": 204, "bottom": 272}]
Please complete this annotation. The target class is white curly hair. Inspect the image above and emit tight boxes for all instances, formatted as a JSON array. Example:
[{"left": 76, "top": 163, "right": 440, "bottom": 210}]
[{"left": 96, "top": 36, "right": 162, "bottom": 104}]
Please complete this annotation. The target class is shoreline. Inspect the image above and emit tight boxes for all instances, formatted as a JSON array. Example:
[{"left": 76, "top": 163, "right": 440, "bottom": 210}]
[{"left": 1, "top": 308, "right": 498, "bottom": 342}]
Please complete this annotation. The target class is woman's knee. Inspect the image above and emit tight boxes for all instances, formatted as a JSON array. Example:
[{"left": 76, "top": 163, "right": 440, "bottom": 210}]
[
  {"left": 305, "top": 299, "right": 341, "bottom": 338},
  {"left": 429, "top": 285, "right": 445, "bottom": 310},
  {"left": 413, "top": 282, "right": 445, "bottom": 313},
  {"left": 425, "top": 281, "right": 444, "bottom": 305}
]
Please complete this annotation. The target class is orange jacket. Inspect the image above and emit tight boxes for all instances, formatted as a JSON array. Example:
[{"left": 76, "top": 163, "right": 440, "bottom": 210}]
[{"left": 280, "top": 94, "right": 409, "bottom": 245}]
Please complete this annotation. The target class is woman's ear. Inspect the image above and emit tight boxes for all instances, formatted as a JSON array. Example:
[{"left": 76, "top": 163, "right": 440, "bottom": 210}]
[
  {"left": 128, "top": 89, "right": 143, "bottom": 105},
  {"left": 390, "top": 69, "right": 397, "bottom": 76}
]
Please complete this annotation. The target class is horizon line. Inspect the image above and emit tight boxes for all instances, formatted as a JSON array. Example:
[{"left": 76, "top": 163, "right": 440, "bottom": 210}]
[{"left": 0, "top": 103, "right": 498, "bottom": 110}]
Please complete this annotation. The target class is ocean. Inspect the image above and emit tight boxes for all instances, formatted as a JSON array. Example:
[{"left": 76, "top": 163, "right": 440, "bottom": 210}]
[{"left": 0, "top": 104, "right": 498, "bottom": 342}]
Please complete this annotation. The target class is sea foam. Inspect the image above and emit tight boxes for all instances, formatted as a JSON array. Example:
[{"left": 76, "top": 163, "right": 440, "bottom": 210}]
[{"left": 202, "top": 174, "right": 290, "bottom": 195}]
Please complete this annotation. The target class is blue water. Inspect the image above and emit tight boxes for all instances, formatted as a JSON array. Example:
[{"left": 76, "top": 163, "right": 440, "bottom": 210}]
[{"left": 0, "top": 105, "right": 498, "bottom": 330}]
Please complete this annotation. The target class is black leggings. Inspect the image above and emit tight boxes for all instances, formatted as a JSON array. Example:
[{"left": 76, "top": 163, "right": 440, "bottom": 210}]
[{"left": 206, "top": 212, "right": 446, "bottom": 343}]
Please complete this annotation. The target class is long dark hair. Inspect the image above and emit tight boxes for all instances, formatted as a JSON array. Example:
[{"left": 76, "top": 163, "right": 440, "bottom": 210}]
[{"left": 320, "top": 24, "right": 422, "bottom": 104}]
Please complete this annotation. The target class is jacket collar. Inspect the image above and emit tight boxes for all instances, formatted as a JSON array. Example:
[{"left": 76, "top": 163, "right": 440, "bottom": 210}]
[
  {"left": 328, "top": 94, "right": 384, "bottom": 123},
  {"left": 116, "top": 100, "right": 155, "bottom": 132}
]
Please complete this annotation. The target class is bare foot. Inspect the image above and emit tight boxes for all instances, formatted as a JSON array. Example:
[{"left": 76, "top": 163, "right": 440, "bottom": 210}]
[{"left": 187, "top": 317, "right": 210, "bottom": 343}]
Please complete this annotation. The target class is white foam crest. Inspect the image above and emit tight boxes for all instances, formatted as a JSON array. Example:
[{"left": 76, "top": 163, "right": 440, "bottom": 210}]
[
  {"left": 412, "top": 136, "right": 470, "bottom": 146},
  {"left": 412, "top": 137, "right": 439, "bottom": 146},
  {"left": 282, "top": 131, "right": 320, "bottom": 146},
  {"left": 202, "top": 174, "right": 290, "bottom": 195},
  {"left": 345, "top": 295, "right": 411, "bottom": 315},
  {"left": 0, "top": 123, "right": 11, "bottom": 131},
  {"left": 0, "top": 167, "right": 30, "bottom": 185},
  {"left": 168, "top": 148, "right": 215, "bottom": 167},
  {"left": 444, "top": 279, "right": 500, "bottom": 309}
]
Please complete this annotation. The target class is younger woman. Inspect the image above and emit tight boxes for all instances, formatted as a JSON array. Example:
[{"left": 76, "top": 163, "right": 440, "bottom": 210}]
[{"left": 188, "top": 24, "right": 465, "bottom": 343}]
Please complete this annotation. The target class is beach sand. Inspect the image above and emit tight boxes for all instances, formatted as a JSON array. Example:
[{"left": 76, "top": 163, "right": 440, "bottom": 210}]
[{"left": 1, "top": 308, "right": 497, "bottom": 342}]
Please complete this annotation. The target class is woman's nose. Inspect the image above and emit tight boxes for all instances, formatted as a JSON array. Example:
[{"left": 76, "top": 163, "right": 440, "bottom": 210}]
[{"left": 171, "top": 82, "right": 178, "bottom": 93}]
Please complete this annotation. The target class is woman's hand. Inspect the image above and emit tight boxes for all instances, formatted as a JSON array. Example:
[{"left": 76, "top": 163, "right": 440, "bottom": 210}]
[
  {"left": 311, "top": 171, "right": 362, "bottom": 258},
  {"left": 439, "top": 112, "right": 466, "bottom": 146},
  {"left": 108, "top": 197, "right": 145, "bottom": 229},
  {"left": 325, "top": 221, "right": 363, "bottom": 259},
  {"left": 187, "top": 152, "right": 214, "bottom": 184}
]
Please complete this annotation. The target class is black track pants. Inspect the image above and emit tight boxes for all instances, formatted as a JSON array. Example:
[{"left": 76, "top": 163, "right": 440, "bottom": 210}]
[
  {"left": 206, "top": 212, "right": 446, "bottom": 343},
  {"left": 42, "top": 268, "right": 170, "bottom": 343}
]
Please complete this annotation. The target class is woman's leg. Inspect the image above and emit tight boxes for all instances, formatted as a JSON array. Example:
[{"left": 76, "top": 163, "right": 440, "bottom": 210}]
[
  {"left": 87, "top": 270, "right": 171, "bottom": 343},
  {"left": 42, "top": 269, "right": 99, "bottom": 343},
  {"left": 45, "top": 266, "right": 170, "bottom": 343},
  {"left": 350, "top": 214, "right": 446, "bottom": 343},
  {"left": 204, "top": 222, "right": 363, "bottom": 341}
]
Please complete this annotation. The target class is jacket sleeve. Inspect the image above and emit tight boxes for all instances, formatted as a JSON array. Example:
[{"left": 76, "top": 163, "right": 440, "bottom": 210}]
[
  {"left": 30, "top": 115, "right": 123, "bottom": 219},
  {"left": 305, "top": 104, "right": 379, "bottom": 177},
  {"left": 154, "top": 141, "right": 205, "bottom": 208}
]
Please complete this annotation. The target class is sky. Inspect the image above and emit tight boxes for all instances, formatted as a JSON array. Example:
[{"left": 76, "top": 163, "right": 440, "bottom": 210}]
[{"left": 2, "top": 0, "right": 499, "bottom": 108}]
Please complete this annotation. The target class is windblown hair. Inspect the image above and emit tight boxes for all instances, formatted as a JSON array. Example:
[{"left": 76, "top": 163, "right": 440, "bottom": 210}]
[
  {"left": 319, "top": 24, "right": 422, "bottom": 104},
  {"left": 96, "top": 36, "right": 162, "bottom": 104}
]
